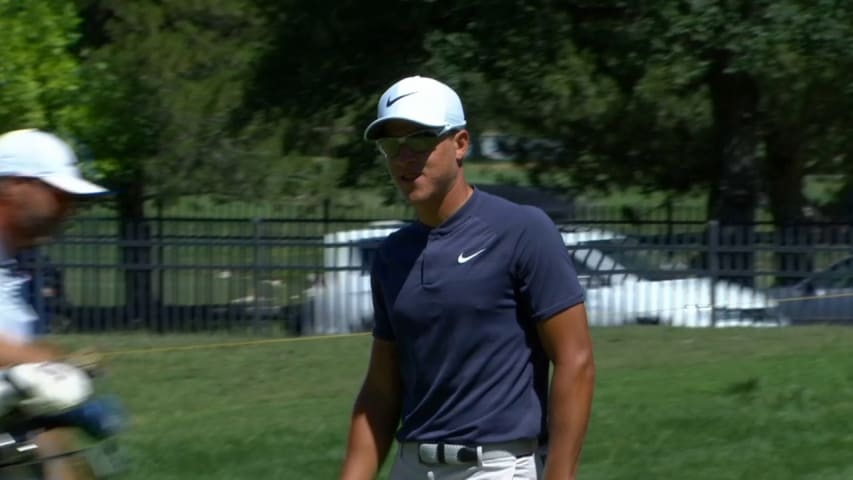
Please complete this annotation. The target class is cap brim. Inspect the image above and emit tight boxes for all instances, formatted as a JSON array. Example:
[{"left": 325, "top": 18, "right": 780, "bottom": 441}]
[
  {"left": 42, "top": 174, "right": 110, "bottom": 196},
  {"left": 363, "top": 116, "right": 446, "bottom": 141}
]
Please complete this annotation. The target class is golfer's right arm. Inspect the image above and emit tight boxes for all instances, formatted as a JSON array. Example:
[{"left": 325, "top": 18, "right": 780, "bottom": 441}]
[{"left": 339, "top": 338, "right": 402, "bottom": 480}]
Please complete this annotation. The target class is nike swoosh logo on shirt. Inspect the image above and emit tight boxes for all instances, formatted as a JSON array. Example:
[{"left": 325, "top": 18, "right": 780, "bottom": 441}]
[
  {"left": 457, "top": 249, "right": 487, "bottom": 264},
  {"left": 386, "top": 92, "right": 416, "bottom": 107}
]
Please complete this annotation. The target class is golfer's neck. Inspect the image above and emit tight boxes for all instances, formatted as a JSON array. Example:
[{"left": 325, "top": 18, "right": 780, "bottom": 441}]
[{"left": 415, "top": 182, "right": 473, "bottom": 228}]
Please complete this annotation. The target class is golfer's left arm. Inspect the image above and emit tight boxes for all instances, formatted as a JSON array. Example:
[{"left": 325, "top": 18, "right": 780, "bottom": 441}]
[
  {"left": 537, "top": 302, "right": 595, "bottom": 480},
  {"left": 0, "top": 335, "right": 62, "bottom": 367}
]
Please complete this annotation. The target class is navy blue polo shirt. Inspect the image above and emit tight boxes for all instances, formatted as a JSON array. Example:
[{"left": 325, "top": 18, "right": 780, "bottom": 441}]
[{"left": 371, "top": 188, "right": 585, "bottom": 444}]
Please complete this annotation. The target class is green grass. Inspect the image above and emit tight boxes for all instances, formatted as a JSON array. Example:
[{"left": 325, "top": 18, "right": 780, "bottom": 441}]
[{"left": 44, "top": 326, "right": 853, "bottom": 479}]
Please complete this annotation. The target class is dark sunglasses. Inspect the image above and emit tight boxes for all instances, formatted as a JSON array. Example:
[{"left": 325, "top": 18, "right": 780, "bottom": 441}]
[{"left": 376, "top": 129, "right": 454, "bottom": 158}]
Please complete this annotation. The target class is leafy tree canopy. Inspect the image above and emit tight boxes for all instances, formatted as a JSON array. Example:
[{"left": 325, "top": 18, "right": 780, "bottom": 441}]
[{"left": 0, "top": 0, "right": 82, "bottom": 133}]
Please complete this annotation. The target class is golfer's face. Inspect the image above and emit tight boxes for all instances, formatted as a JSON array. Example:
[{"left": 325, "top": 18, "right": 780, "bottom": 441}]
[
  {"left": 381, "top": 120, "right": 461, "bottom": 204},
  {"left": 13, "top": 179, "right": 76, "bottom": 246}
]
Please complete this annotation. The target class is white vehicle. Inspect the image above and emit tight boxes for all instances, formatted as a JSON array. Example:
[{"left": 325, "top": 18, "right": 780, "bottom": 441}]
[
  {"left": 303, "top": 225, "right": 784, "bottom": 333},
  {"left": 561, "top": 229, "right": 783, "bottom": 328},
  {"left": 303, "top": 222, "right": 405, "bottom": 334}
]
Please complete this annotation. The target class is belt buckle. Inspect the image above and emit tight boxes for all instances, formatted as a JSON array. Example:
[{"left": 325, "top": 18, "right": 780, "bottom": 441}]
[
  {"left": 417, "top": 442, "right": 478, "bottom": 465},
  {"left": 455, "top": 445, "right": 478, "bottom": 463}
]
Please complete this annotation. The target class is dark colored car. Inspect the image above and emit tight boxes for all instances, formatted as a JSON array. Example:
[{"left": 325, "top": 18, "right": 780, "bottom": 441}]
[{"left": 768, "top": 255, "right": 853, "bottom": 325}]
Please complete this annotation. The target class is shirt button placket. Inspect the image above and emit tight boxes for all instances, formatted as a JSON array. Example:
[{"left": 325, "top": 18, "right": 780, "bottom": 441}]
[{"left": 422, "top": 232, "right": 442, "bottom": 288}]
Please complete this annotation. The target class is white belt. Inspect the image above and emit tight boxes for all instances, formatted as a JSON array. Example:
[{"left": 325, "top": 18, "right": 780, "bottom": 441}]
[{"left": 407, "top": 438, "right": 537, "bottom": 465}]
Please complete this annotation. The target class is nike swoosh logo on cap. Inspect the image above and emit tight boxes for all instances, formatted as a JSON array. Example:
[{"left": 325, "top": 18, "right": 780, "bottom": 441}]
[
  {"left": 457, "top": 249, "right": 487, "bottom": 264},
  {"left": 386, "top": 92, "right": 416, "bottom": 107}
]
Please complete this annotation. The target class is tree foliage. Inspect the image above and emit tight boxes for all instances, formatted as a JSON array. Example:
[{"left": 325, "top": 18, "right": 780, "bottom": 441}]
[
  {"left": 4, "top": 0, "right": 853, "bottom": 223},
  {"left": 408, "top": 1, "right": 853, "bottom": 224},
  {"left": 0, "top": 0, "right": 82, "bottom": 132},
  {"left": 72, "top": 1, "right": 280, "bottom": 203},
  {"left": 3, "top": 0, "right": 853, "bottom": 304},
  {"left": 65, "top": 0, "right": 285, "bottom": 322}
]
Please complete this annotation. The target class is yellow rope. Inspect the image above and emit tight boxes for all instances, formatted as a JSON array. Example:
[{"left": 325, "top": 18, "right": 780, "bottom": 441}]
[
  {"left": 96, "top": 292, "right": 853, "bottom": 356},
  {"left": 101, "top": 332, "right": 370, "bottom": 357}
]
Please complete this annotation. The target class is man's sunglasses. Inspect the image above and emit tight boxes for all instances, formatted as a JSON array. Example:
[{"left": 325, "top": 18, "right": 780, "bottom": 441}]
[{"left": 375, "top": 128, "right": 455, "bottom": 158}]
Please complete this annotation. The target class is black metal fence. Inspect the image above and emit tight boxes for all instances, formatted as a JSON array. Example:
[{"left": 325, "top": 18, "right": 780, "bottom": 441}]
[{"left": 16, "top": 208, "right": 853, "bottom": 336}]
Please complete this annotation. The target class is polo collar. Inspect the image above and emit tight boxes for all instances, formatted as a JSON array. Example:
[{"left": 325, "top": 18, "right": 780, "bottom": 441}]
[{"left": 425, "top": 187, "right": 480, "bottom": 235}]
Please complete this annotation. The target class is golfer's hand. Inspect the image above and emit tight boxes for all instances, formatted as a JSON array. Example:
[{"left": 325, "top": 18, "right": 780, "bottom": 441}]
[{"left": 64, "top": 347, "right": 105, "bottom": 377}]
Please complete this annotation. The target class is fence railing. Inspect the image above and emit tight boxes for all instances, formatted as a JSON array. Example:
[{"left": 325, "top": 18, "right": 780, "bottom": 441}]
[{"left": 15, "top": 214, "right": 853, "bottom": 335}]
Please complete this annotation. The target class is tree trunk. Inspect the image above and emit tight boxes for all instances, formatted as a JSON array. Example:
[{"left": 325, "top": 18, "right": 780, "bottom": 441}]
[
  {"left": 115, "top": 181, "right": 158, "bottom": 331},
  {"left": 706, "top": 58, "right": 761, "bottom": 287},
  {"left": 763, "top": 131, "right": 813, "bottom": 286}
]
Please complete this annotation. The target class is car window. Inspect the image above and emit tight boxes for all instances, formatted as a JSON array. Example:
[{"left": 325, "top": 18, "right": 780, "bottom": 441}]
[
  {"left": 809, "top": 257, "right": 853, "bottom": 290},
  {"left": 572, "top": 238, "right": 689, "bottom": 281},
  {"left": 569, "top": 254, "right": 612, "bottom": 288}
]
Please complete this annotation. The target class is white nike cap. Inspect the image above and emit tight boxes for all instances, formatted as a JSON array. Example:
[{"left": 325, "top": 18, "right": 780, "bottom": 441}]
[
  {"left": 364, "top": 76, "right": 467, "bottom": 140},
  {"left": 0, "top": 129, "right": 108, "bottom": 196}
]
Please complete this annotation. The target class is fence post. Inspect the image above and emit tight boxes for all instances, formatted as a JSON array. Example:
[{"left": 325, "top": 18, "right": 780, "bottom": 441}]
[
  {"left": 252, "top": 217, "right": 262, "bottom": 333},
  {"left": 323, "top": 197, "right": 331, "bottom": 234},
  {"left": 708, "top": 220, "right": 719, "bottom": 328},
  {"left": 156, "top": 199, "right": 165, "bottom": 328}
]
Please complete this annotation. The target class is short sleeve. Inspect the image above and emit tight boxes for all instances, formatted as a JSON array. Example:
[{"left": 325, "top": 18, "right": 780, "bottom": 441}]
[
  {"left": 370, "top": 255, "right": 395, "bottom": 340},
  {"left": 513, "top": 208, "right": 585, "bottom": 323}
]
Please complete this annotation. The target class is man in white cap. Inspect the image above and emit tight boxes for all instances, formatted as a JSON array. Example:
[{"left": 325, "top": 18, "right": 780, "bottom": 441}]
[
  {"left": 0, "top": 128, "right": 108, "bottom": 479},
  {"left": 0, "top": 128, "right": 108, "bottom": 360},
  {"left": 339, "top": 77, "right": 595, "bottom": 480}
]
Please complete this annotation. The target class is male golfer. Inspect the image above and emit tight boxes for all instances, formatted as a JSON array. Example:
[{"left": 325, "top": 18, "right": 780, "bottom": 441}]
[{"left": 339, "top": 76, "right": 595, "bottom": 480}]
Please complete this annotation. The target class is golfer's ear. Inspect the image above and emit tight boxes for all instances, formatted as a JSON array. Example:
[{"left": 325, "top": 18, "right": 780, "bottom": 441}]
[{"left": 454, "top": 130, "right": 469, "bottom": 165}]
